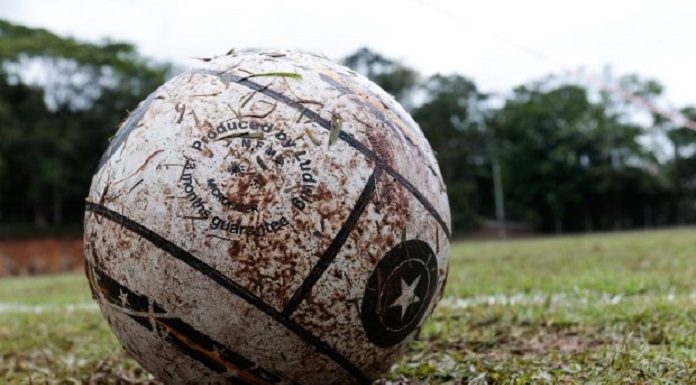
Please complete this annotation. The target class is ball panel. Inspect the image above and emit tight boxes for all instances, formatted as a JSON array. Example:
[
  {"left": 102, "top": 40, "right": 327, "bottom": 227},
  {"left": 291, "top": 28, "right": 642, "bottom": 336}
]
[
  {"left": 195, "top": 51, "right": 449, "bottom": 232},
  {"left": 291, "top": 55, "right": 451, "bottom": 230},
  {"left": 288, "top": 173, "right": 448, "bottom": 376},
  {"left": 88, "top": 68, "right": 378, "bottom": 311},
  {"left": 84, "top": 213, "right": 360, "bottom": 385},
  {"left": 86, "top": 261, "right": 275, "bottom": 385},
  {"left": 99, "top": 304, "right": 229, "bottom": 385}
]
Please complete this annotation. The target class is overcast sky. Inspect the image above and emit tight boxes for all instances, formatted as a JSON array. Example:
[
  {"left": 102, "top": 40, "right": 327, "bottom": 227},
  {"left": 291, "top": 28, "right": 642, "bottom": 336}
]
[{"left": 1, "top": 0, "right": 694, "bottom": 107}]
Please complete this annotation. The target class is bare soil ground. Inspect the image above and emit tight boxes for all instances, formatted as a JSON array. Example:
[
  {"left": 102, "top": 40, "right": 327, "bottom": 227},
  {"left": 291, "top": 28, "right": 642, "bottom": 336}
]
[{"left": 0, "top": 238, "right": 83, "bottom": 277}]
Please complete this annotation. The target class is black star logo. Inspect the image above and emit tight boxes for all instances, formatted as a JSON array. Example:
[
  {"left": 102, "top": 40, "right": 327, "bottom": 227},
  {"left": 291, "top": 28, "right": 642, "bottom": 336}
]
[{"left": 361, "top": 240, "right": 439, "bottom": 347}]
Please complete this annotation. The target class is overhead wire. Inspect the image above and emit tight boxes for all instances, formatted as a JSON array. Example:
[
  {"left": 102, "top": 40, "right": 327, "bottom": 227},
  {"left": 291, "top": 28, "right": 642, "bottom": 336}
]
[{"left": 412, "top": 0, "right": 696, "bottom": 130}]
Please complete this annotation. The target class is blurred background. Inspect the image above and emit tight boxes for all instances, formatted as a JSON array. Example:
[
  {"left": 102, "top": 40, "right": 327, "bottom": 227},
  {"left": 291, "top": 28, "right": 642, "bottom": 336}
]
[
  {"left": 1, "top": 0, "right": 696, "bottom": 272},
  {"left": 0, "top": 1, "right": 694, "bottom": 384}
]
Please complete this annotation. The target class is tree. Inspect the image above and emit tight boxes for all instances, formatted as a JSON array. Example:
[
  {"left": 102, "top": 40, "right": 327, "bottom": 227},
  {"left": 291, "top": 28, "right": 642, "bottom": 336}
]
[
  {"left": 0, "top": 19, "right": 169, "bottom": 226},
  {"left": 495, "top": 79, "right": 664, "bottom": 232},
  {"left": 343, "top": 47, "right": 419, "bottom": 106},
  {"left": 662, "top": 107, "right": 696, "bottom": 223},
  {"left": 412, "top": 74, "right": 489, "bottom": 230}
]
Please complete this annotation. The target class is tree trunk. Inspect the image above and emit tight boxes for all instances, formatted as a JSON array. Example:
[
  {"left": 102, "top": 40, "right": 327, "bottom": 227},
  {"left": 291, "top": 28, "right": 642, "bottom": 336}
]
[
  {"left": 492, "top": 154, "right": 507, "bottom": 239},
  {"left": 670, "top": 138, "right": 683, "bottom": 224},
  {"left": 35, "top": 202, "right": 47, "bottom": 228},
  {"left": 583, "top": 206, "right": 593, "bottom": 232},
  {"left": 52, "top": 185, "right": 63, "bottom": 224},
  {"left": 30, "top": 172, "right": 47, "bottom": 228},
  {"left": 553, "top": 208, "right": 563, "bottom": 234}
]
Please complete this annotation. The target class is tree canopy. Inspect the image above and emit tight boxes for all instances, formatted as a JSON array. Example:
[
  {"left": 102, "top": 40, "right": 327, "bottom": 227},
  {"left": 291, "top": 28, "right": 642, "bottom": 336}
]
[
  {"left": 1, "top": 26, "right": 694, "bottom": 235},
  {"left": 343, "top": 48, "right": 695, "bottom": 234},
  {"left": 0, "top": 19, "right": 169, "bottom": 227}
]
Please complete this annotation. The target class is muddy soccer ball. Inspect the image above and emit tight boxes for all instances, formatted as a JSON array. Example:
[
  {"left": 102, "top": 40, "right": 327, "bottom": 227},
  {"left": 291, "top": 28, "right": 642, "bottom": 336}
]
[{"left": 84, "top": 50, "right": 451, "bottom": 385}]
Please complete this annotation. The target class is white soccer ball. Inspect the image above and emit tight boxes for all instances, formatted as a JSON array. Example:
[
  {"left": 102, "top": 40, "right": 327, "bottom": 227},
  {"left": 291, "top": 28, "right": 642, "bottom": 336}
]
[{"left": 84, "top": 50, "right": 451, "bottom": 385}]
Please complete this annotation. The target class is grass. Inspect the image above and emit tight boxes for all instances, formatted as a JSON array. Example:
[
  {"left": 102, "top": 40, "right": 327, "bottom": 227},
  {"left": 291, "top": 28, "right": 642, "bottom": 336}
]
[
  {"left": 0, "top": 274, "right": 92, "bottom": 305},
  {"left": 1, "top": 228, "right": 695, "bottom": 384}
]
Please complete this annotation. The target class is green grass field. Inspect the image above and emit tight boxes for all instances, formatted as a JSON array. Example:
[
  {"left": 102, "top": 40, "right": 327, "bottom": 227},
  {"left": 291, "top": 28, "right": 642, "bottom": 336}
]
[{"left": 1, "top": 229, "right": 695, "bottom": 384}]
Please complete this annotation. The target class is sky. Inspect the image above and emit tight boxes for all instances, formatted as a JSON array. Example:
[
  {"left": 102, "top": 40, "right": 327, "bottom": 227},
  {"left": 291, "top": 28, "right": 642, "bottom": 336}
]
[{"left": 1, "top": 0, "right": 694, "bottom": 108}]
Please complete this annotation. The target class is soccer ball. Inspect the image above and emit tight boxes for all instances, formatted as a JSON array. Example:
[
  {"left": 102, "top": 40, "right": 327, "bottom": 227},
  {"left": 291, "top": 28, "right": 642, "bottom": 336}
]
[{"left": 84, "top": 50, "right": 450, "bottom": 385}]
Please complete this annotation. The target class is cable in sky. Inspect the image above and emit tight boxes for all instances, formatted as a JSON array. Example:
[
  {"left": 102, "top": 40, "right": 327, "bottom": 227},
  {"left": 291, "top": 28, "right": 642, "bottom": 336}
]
[{"left": 411, "top": 0, "right": 696, "bottom": 131}]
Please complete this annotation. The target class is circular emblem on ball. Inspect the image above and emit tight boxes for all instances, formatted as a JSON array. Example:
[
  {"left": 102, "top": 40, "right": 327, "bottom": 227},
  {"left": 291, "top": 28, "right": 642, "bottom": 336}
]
[{"left": 361, "top": 239, "right": 439, "bottom": 347}]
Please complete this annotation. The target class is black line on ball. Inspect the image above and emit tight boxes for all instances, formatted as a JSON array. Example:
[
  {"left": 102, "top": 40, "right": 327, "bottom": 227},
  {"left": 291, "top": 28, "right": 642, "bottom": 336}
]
[
  {"left": 97, "top": 92, "right": 158, "bottom": 170},
  {"left": 85, "top": 202, "right": 371, "bottom": 385},
  {"left": 282, "top": 168, "right": 380, "bottom": 316},
  {"left": 317, "top": 72, "right": 441, "bottom": 179},
  {"left": 88, "top": 262, "right": 293, "bottom": 384},
  {"left": 194, "top": 69, "right": 451, "bottom": 240}
]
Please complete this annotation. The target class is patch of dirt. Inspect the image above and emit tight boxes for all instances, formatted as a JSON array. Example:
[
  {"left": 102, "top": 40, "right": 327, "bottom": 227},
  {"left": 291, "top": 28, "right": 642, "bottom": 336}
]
[
  {"left": 1, "top": 350, "right": 162, "bottom": 385},
  {"left": 514, "top": 332, "right": 606, "bottom": 355},
  {"left": 437, "top": 323, "right": 620, "bottom": 359},
  {"left": 478, "top": 328, "right": 617, "bottom": 358},
  {"left": 0, "top": 238, "right": 83, "bottom": 277}
]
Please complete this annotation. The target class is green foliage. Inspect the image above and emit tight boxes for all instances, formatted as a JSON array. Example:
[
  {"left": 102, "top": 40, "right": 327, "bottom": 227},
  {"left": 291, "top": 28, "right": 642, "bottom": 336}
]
[
  {"left": 412, "top": 74, "right": 488, "bottom": 230},
  {"left": 0, "top": 19, "right": 163, "bottom": 78},
  {"left": 657, "top": 106, "right": 696, "bottom": 223},
  {"left": 0, "top": 19, "right": 169, "bottom": 226},
  {"left": 343, "top": 46, "right": 693, "bottom": 232},
  {"left": 494, "top": 81, "right": 668, "bottom": 231},
  {"left": 343, "top": 47, "right": 419, "bottom": 104}
]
